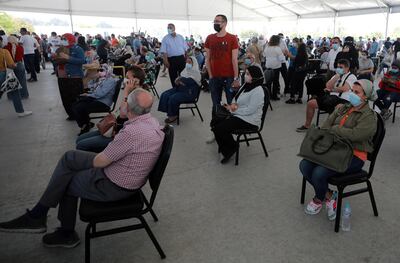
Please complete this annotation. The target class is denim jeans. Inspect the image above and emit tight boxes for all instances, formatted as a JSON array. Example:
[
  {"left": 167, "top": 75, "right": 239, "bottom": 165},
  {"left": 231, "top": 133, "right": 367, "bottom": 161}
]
[
  {"left": 0, "top": 71, "right": 24, "bottom": 113},
  {"left": 76, "top": 130, "right": 113, "bottom": 153},
  {"left": 299, "top": 157, "right": 365, "bottom": 201},
  {"left": 158, "top": 78, "right": 200, "bottom": 117},
  {"left": 14, "top": 62, "right": 29, "bottom": 98},
  {"left": 209, "top": 77, "right": 234, "bottom": 107}
]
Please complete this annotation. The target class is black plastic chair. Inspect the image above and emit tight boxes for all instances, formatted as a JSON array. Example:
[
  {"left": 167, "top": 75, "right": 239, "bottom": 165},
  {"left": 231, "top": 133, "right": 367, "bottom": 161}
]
[
  {"left": 148, "top": 63, "right": 161, "bottom": 98},
  {"left": 391, "top": 101, "right": 399, "bottom": 123},
  {"left": 232, "top": 86, "right": 269, "bottom": 165},
  {"left": 176, "top": 86, "right": 204, "bottom": 125},
  {"left": 300, "top": 113, "right": 386, "bottom": 232},
  {"left": 89, "top": 78, "right": 123, "bottom": 120},
  {"left": 79, "top": 125, "right": 174, "bottom": 262}
]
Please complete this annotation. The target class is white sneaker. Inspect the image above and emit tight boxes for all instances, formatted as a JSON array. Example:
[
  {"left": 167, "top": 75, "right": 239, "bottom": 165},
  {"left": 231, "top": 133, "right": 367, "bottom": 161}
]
[
  {"left": 206, "top": 132, "right": 215, "bottom": 144},
  {"left": 326, "top": 191, "right": 338, "bottom": 221},
  {"left": 18, "top": 111, "right": 33, "bottom": 117},
  {"left": 305, "top": 199, "right": 322, "bottom": 215}
]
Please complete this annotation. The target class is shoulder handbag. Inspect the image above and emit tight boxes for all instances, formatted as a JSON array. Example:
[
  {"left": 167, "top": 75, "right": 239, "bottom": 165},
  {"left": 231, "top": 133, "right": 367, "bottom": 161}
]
[
  {"left": 96, "top": 113, "right": 116, "bottom": 138},
  {"left": 298, "top": 125, "right": 353, "bottom": 173},
  {"left": 0, "top": 50, "right": 21, "bottom": 99}
]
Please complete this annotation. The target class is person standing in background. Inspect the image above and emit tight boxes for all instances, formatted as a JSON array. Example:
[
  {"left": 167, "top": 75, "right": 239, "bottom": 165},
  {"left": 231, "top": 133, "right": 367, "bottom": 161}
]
[
  {"left": 278, "top": 33, "right": 290, "bottom": 96},
  {"left": 160, "top": 23, "right": 188, "bottom": 87},
  {"left": 19, "top": 28, "right": 37, "bottom": 82}
]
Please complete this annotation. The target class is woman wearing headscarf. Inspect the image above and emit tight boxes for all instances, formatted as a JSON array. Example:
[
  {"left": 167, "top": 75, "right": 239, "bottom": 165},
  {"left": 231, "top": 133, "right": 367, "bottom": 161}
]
[
  {"left": 158, "top": 56, "right": 201, "bottom": 123},
  {"left": 71, "top": 64, "right": 117, "bottom": 135},
  {"left": 5, "top": 35, "right": 29, "bottom": 99},
  {"left": 212, "top": 66, "right": 265, "bottom": 164},
  {"left": 54, "top": 33, "right": 85, "bottom": 120}
]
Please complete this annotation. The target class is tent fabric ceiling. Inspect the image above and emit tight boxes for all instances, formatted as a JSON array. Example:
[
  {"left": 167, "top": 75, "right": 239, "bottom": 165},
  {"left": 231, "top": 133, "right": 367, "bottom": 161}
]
[{"left": 1, "top": 0, "right": 400, "bottom": 21}]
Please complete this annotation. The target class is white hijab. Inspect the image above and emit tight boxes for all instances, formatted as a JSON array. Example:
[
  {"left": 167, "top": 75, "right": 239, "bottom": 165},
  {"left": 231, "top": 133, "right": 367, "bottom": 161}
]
[{"left": 180, "top": 56, "right": 201, "bottom": 85}]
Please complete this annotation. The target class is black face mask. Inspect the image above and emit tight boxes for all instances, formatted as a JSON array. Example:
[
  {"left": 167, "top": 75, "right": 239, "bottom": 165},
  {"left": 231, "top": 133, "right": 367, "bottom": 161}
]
[{"left": 214, "top": 23, "right": 222, "bottom": 32}]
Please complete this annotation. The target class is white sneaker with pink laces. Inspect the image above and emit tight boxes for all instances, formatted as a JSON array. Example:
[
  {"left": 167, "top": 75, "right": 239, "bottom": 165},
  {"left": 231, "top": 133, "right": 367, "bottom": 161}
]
[{"left": 305, "top": 199, "right": 323, "bottom": 215}]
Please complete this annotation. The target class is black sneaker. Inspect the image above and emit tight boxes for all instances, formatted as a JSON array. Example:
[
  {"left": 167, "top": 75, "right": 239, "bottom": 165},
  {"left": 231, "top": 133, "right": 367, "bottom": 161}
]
[
  {"left": 42, "top": 228, "right": 80, "bottom": 248},
  {"left": 285, "top": 98, "right": 296, "bottom": 104},
  {"left": 0, "top": 210, "right": 47, "bottom": 233},
  {"left": 296, "top": 125, "right": 309, "bottom": 133}
]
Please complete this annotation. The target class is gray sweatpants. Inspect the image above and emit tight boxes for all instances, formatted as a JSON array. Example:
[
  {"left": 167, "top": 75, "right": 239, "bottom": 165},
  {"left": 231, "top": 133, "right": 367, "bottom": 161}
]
[{"left": 39, "top": 150, "right": 135, "bottom": 231}]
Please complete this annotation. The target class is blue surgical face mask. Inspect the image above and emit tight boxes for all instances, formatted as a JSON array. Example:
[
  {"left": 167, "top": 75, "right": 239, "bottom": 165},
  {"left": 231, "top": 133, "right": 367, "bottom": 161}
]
[
  {"left": 390, "top": 68, "right": 399, "bottom": 74},
  {"left": 185, "top": 63, "right": 192, "bottom": 70},
  {"left": 348, "top": 92, "right": 363, "bottom": 107},
  {"left": 332, "top": 43, "right": 339, "bottom": 50},
  {"left": 167, "top": 28, "right": 173, "bottom": 34},
  {"left": 60, "top": 40, "right": 69, "bottom": 46},
  {"left": 336, "top": 67, "right": 344, "bottom": 75},
  {"left": 244, "top": 58, "right": 251, "bottom": 65},
  {"left": 145, "top": 55, "right": 151, "bottom": 61}
]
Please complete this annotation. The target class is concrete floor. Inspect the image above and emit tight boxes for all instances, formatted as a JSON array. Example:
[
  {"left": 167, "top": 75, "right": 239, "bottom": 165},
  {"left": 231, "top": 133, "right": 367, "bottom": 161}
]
[{"left": 0, "top": 65, "right": 399, "bottom": 263}]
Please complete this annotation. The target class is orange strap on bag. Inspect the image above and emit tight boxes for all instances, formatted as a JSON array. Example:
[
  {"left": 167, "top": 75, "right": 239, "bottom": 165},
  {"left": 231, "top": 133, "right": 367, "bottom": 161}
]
[{"left": 339, "top": 108, "right": 367, "bottom": 161}]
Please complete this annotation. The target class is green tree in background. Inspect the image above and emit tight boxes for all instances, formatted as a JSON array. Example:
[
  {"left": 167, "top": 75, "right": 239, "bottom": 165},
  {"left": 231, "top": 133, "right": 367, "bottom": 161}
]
[{"left": 0, "top": 12, "right": 34, "bottom": 34}]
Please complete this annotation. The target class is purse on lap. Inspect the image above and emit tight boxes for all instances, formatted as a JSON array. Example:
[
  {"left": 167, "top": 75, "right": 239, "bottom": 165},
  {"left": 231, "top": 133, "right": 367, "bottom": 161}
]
[
  {"left": 96, "top": 113, "right": 116, "bottom": 138},
  {"left": 298, "top": 125, "right": 354, "bottom": 173}
]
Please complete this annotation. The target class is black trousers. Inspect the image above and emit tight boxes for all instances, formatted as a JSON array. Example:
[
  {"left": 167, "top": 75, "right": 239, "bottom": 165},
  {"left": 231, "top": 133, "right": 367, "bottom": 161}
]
[
  {"left": 290, "top": 71, "right": 307, "bottom": 99},
  {"left": 34, "top": 49, "right": 41, "bottom": 73},
  {"left": 72, "top": 97, "right": 110, "bottom": 127},
  {"left": 58, "top": 78, "right": 83, "bottom": 118},
  {"left": 267, "top": 68, "right": 281, "bottom": 99},
  {"left": 212, "top": 116, "right": 257, "bottom": 157},
  {"left": 23, "top": 54, "right": 37, "bottom": 80},
  {"left": 280, "top": 62, "right": 289, "bottom": 94},
  {"left": 167, "top": 55, "right": 186, "bottom": 87}
]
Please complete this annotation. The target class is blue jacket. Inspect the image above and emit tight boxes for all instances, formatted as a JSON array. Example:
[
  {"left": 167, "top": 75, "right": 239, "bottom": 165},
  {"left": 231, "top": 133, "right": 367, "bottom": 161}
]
[
  {"left": 64, "top": 45, "right": 85, "bottom": 78},
  {"left": 87, "top": 78, "right": 117, "bottom": 107}
]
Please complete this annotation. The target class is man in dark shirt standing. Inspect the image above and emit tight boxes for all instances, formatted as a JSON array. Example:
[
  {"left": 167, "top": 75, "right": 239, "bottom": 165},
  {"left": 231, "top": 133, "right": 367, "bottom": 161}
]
[{"left": 393, "top": 37, "right": 400, "bottom": 60}]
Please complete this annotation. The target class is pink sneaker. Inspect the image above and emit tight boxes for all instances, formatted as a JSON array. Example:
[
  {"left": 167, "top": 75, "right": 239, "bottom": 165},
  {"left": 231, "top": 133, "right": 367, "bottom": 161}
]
[{"left": 305, "top": 199, "right": 322, "bottom": 215}]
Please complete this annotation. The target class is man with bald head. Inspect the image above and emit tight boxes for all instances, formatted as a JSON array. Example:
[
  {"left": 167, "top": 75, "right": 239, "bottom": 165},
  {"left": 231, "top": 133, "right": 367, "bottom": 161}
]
[{"left": 0, "top": 89, "right": 165, "bottom": 248}]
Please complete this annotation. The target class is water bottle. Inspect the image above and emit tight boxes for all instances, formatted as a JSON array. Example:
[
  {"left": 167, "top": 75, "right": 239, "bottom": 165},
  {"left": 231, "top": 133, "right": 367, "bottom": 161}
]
[{"left": 341, "top": 201, "right": 351, "bottom": 232}]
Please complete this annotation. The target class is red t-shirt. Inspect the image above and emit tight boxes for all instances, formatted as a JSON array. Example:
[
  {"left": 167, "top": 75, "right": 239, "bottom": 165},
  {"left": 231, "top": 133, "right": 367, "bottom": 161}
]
[
  {"left": 205, "top": 32, "right": 239, "bottom": 78},
  {"left": 5, "top": 43, "right": 24, "bottom": 62}
]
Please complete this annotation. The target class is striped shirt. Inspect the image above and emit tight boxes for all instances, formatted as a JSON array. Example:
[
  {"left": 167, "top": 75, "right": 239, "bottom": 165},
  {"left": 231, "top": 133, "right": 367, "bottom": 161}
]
[{"left": 102, "top": 113, "right": 165, "bottom": 190}]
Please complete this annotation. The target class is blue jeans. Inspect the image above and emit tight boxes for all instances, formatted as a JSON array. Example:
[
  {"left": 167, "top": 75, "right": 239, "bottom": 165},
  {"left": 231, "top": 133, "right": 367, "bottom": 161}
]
[
  {"left": 376, "top": 89, "right": 400, "bottom": 110},
  {"left": 0, "top": 71, "right": 24, "bottom": 113},
  {"left": 299, "top": 157, "right": 365, "bottom": 201},
  {"left": 76, "top": 130, "right": 113, "bottom": 153},
  {"left": 158, "top": 78, "right": 200, "bottom": 117},
  {"left": 209, "top": 77, "right": 234, "bottom": 107},
  {"left": 14, "top": 62, "right": 29, "bottom": 98}
]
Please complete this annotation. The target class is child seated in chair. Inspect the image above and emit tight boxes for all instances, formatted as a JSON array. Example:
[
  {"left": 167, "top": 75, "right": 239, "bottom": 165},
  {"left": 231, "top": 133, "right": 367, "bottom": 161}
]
[{"left": 158, "top": 56, "right": 201, "bottom": 123}]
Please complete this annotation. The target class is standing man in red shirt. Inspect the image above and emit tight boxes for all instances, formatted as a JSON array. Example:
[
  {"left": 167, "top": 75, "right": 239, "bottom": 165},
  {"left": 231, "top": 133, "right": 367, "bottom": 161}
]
[{"left": 205, "top": 14, "right": 240, "bottom": 107}]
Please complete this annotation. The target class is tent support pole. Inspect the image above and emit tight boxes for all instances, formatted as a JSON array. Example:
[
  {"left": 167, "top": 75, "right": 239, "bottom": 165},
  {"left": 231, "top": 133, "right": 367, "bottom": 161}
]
[
  {"left": 385, "top": 7, "right": 391, "bottom": 39},
  {"left": 68, "top": 0, "right": 74, "bottom": 32},
  {"left": 333, "top": 12, "right": 337, "bottom": 36},
  {"left": 231, "top": 0, "right": 234, "bottom": 32}
]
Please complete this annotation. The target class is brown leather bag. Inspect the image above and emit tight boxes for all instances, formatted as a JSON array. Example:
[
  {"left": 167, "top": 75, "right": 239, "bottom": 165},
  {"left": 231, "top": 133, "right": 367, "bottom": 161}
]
[{"left": 96, "top": 113, "right": 116, "bottom": 137}]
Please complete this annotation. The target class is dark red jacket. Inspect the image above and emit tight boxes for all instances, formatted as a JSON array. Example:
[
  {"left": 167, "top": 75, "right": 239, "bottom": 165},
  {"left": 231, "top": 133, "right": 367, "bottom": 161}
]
[{"left": 4, "top": 43, "right": 24, "bottom": 62}]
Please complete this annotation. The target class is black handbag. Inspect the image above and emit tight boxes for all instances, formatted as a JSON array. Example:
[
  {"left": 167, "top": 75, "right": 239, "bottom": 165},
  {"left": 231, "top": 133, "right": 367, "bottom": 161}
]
[
  {"left": 214, "top": 104, "right": 232, "bottom": 119},
  {"left": 298, "top": 125, "right": 354, "bottom": 173}
]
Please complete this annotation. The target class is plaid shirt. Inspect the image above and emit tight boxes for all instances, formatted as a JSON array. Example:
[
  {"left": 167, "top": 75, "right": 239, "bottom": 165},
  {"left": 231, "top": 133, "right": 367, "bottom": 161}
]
[{"left": 102, "top": 113, "right": 164, "bottom": 190}]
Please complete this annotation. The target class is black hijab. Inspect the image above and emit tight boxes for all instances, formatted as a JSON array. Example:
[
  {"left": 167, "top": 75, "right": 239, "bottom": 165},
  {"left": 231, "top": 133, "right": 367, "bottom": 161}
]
[{"left": 235, "top": 66, "right": 264, "bottom": 100}]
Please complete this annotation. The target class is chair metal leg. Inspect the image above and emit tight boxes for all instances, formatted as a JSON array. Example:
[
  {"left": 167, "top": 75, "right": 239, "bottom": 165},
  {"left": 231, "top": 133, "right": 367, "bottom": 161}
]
[
  {"left": 195, "top": 104, "right": 204, "bottom": 122},
  {"left": 85, "top": 224, "right": 92, "bottom": 263},
  {"left": 139, "top": 216, "right": 166, "bottom": 259},
  {"left": 243, "top": 134, "right": 250, "bottom": 146},
  {"left": 235, "top": 135, "right": 241, "bottom": 166},
  {"left": 334, "top": 187, "right": 344, "bottom": 233},
  {"left": 258, "top": 132, "right": 268, "bottom": 157},
  {"left": 367, "top": 180, "right": 379, "bottom": 216},
  {"left": 269, "top": 101, "right": 273, "bottom": 111},
  {"left": 152, "top": 85, "right": 160, "bottom": 99},
  {"left": 316, "top": 110, "right": 320, "bottom": 126},
  {"left": 300, "top": 177, "right": 306, "bottom": 204},
  {"left": 393, "top": 102, "right": 397, "bottom": 123},
  {"left": 142, "top": 195, "right": 159, "bottom": 222},
  {"left": 190, "top": 108, "right": 195, "bottom": 116}
]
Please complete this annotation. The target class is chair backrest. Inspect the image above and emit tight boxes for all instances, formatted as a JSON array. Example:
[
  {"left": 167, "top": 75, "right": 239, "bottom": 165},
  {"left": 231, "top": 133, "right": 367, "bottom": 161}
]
[
  {"left": 147, "top": 125, "right": 174, "bottom": 206},
  {"left": 259, "top": 86, "right": 270, "bottom": 132},
  {"left": 367, "top": 113, "right": 386, "bottom": 177},
  {"left": 110, "top": 78, "right": 123, "bottom": 111},
  {"left": 305, "top": 75, "right": 326, "bottom": 96}
]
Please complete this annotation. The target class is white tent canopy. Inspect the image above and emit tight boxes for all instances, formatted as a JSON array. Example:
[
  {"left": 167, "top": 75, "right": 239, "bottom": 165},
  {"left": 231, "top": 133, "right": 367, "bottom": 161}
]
[{"left": 1, "top": 0, "right": 400, "bottom": 21}]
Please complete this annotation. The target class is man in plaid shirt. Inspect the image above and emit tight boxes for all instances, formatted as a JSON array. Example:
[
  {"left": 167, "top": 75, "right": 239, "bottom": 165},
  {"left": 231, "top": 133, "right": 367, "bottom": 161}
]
[{"left": 0, "top": 88, "right": 164, "bottom": 248}]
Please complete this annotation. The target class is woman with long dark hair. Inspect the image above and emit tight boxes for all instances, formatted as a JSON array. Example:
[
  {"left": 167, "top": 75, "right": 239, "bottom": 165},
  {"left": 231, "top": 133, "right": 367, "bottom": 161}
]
[
  {"left": 263, "top": 35, "right": 285, "bottom": 100},
  {"left": 286, "top": 43, "right": 308, "bottom": 104}
]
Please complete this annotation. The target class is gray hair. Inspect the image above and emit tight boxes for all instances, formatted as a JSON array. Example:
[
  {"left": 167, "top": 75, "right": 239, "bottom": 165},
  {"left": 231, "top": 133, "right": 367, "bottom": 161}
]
[{"left": 127, "top": 88, "right": 153, "bottom": 115}]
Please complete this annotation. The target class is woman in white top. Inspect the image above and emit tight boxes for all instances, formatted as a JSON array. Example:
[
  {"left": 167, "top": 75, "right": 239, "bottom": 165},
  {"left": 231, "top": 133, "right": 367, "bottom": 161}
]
[
  {"left": 212, "top": 66, "right": 265, "bottom": 164},
  {"left": 263, "top": 35, "right": 285, "bottom": 100}
]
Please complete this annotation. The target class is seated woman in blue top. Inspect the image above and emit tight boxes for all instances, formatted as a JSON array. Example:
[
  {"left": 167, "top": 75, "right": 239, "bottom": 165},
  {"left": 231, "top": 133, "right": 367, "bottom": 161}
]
[
  {"left": 71, "top": 63, "right": 117, "bottom": 135},
  {"left": 212, "top": 66, "right": 265, "bottom": 164},
  {"left": 158, "top": 56, "right": 201, "bottom": 123}
]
